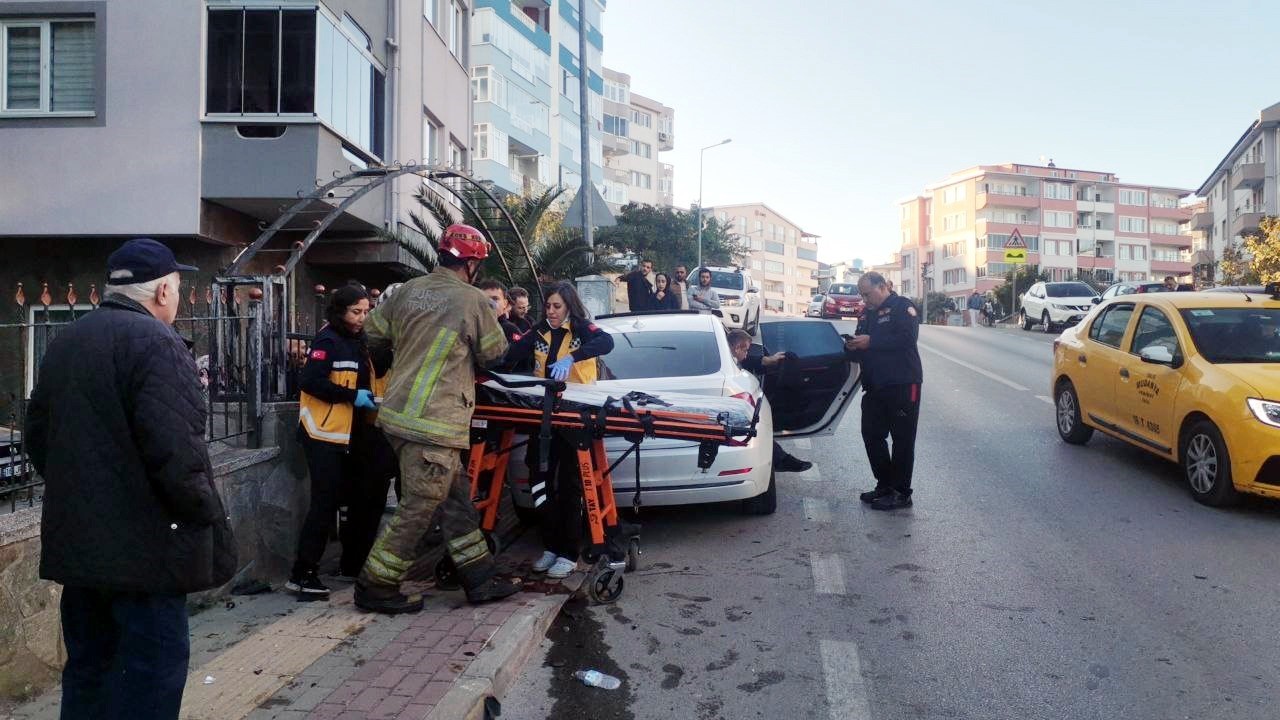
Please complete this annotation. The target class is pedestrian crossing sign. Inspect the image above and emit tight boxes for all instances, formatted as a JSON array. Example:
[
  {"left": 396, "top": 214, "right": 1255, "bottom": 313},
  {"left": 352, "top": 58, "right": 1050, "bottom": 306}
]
[
  {"left": 1004, "top": 228, "right": 1027, "bottom": 249},
  {"left": 1003, "top": 228, "right": 1028, "bottom": 264}
]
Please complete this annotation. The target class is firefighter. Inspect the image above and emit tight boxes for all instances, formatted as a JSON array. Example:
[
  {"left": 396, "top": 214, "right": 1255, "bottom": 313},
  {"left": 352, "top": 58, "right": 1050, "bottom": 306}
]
[
  {"left": 843, "top": 271, "right": 923, "bottom": 511},
  {"left": 355, "top": 224, "right": 519, "bottom": 614}
]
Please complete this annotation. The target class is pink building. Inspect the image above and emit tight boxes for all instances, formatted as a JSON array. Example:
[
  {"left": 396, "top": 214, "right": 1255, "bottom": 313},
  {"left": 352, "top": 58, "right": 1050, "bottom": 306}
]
[{"left": 898, "top": 162, "right": 1192, "bottom": 305}]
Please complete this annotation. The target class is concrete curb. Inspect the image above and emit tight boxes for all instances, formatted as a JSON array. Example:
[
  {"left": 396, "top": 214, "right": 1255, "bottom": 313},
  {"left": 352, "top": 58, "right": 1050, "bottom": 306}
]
[{"left": 425, "top": 594, "right": 567, "bottom": 720}]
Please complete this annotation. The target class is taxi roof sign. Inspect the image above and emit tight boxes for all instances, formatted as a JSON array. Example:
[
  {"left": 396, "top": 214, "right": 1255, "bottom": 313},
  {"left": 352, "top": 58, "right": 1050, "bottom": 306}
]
[{"left": 1004, "top": 228, "right": 1027, "bottom": 249}]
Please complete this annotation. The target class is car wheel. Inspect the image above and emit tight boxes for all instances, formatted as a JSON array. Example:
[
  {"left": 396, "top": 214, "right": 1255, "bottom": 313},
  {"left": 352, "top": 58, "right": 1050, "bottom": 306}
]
[
  {"left": 746, "top": 309, "right": 759, "bottom": 336},
  {"left": 1041, "top": 312, "right": 1054, "bottom": 333},
  {"left": 1181, "top": 420, "right": 1239, "bottom": 506},
  {"left": 1020, "top": 311, "right": 1032, "bottom": 331},
  {"left": 1055, "top": 381, "right": 1093, "bottom": 445},
  {"left": 741, "top": 470, "right": 777, "bottom": 516}
]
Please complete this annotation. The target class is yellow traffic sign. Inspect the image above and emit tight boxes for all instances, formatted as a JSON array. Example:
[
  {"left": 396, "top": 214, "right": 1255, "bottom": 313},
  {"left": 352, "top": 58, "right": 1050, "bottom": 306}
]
[{"left": 1005, "top": 249, "right": 1027, "bottom": 264}]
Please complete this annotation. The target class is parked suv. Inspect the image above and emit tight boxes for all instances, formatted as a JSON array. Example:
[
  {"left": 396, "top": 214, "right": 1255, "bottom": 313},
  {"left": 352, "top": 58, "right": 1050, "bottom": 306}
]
[
  {"left": 1020, "top": 281, "right": 1101, "bottom": 333},
  {"left": 703, "top": 266, "right": 762, "bottom": 336}
]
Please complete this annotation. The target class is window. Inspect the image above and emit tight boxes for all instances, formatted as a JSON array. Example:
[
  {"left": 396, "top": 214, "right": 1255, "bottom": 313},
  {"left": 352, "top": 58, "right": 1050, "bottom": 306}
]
[
  {"left": 1150, "top": 194, "right": 1179, "bottom": 209},
  {"left": 631, "top": 109, "right": 652, "bottom": 127},
  {"left": 1151, "top": 220, "right": 1179, "bottom": 236},
  {"left": 603, "top": 78, "right": 629, "bottom": 104},
  {"left": 941, "top": 213, "right": 966, "bottom": 231},
  {"left": 941, "top": 184, "right": 967, "bottom": 204},
  {"left": 207, "top": 9, "right": 318, "bottom": 115},
  {"left": 1128, "top": 308, "right": 1181, "bottom": 363},
  {"left": 630, "top": 139, "right": 652, "bottom": 158},
  {"left": 1042, "top": 182, "right": 1072, "bottom": 200},
  {"left": 473, "top": 9, "right": 549, "bottom": 84},
  {"left": 985, "top": 234, "right": 1040, "bottom": 251},
  {"left": 424, "top": 0, "right": 437, "bottom": 26},
  {"left": 1119, "top": 216, "right": 1147, "bottom": 233},
  {"left": 471, "top": 66, "right": 506, "bottom": 107},
  {"left": 764, "top": 260, "right": 786, "bottom": 274},
  {"left": 2, "top": 18, "right": 96, "bottom": 115},
  {"left": 943, "top": 269, "right": 967, "bottom": 285},
  {"left": 423, "top": 116, "right": 440, "bottom": 164},
  {"left": 797, "top": 247, "right": 817, "bottom": 262},
  {"left": 1118, "top": 244, "right": 1147, "bottom": 261},
  {"left": 1119, "top": 189, "right": 1148, "bottom": 206},
  {"left": 603, "top": 113, "right": 628, "bottom": 137},
  {"left": 1043, "top": 211, "right": 1073, "bottom": 228},
  {"left": 629, "top": 171, "right": 651, "bottom": 189},
  {"left": 450, "top": 141, "right": 465, "bottom": 169},
  {"left": 988, "top": 209, "right": 1030, "bottom": 224},
  {"left": 765, "top": 241, "right": 785, "bottom": 255},
  {"left": 1088, "top": 304, "right": 1134, "bottom": 348},
  {"left": 1151, "top": 245, "right": 1181, "bottom": 262},
  {"left": 1043, "top": 239, "right": 1072, "bottom": 256},
  {"left": 473, "top": 123, "right": 508, "bottom": 164},
  {"left": 603, "top": 331, "right": 721, "bottom": 380},
  {"left": 448, "top": 0, "right": 464, "bottom": 59},
  {"left": 658, "top": 177, "right": 672, "bottom": 194}
]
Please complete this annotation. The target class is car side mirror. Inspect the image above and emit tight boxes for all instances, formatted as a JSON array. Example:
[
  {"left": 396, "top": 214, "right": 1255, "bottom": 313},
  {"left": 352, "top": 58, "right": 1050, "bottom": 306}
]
[
  {"left": 1139, "top": 345, "right": 1175, "bottom": 365},
  {"left": 747, "top": 287, "right": 758, "bottom": 293},
  {"left": 1092, "top": 297, "right": 1102, "bottom": 305}
]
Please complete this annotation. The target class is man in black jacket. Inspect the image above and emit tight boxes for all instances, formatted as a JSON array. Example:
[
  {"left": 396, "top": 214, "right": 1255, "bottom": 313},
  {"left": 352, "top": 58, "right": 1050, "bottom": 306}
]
[
  {"left": 26, "top": 238, "right": 236, "bottom": 719},
  {"left": 844, "top": 271, "right": 923, "bottom": 511},
  {"left": 619, "top": 259, "right": 656, "bottom": 311}
]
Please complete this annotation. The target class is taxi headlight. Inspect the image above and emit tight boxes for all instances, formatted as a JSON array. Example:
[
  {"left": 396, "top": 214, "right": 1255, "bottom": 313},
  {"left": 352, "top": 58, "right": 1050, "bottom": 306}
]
[{"left": 1247, "top": 398, "right": 1280, "bottom": 428}]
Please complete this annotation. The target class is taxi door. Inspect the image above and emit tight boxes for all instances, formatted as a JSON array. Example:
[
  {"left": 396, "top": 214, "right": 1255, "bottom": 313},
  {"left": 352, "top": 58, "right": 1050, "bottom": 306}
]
[
  {"left": 1114, "top": 305, "right": 1184, "bottom": 456},
  {"left": 1076, "top": 302, "right": 1137, "bottom": 429}
]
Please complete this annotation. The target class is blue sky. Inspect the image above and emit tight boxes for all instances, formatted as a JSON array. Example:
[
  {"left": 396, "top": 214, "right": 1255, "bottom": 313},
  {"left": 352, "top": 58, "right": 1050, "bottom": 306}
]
[{"left": 601, "top": 0, "right": 1277, "bottom": 265}]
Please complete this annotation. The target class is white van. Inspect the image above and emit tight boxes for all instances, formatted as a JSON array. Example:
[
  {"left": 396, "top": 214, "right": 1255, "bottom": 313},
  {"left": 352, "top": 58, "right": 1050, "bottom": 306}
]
[{"left": 701, "top": 265, "right": 762, "bottom": 335}]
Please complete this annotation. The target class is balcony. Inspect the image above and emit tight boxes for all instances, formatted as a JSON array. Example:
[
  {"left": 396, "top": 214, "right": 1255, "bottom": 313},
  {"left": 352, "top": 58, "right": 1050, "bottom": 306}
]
[
  {"left": 1148, "top": 203, "right": 1189, "bottom": 221},
  {"left": 1187, "top": 249, "right": 1214, "bottom": 267},
  {"left": 1231, "top": 209, "right": 1264, "bottom": 236},
  {"left": 1232, "top": 161, "right": 1265, "bottom": 190},
  {"left": 976, "top": 191, "right": 1039, "bottom": 210},
  {"left": 657, "top": 127, "right": 674, "bottom": 151},
  {"left": 603, "top": 133, "right": 630, "bottom": 157},
  {"left": 1187, "top": 209, "right": 1214, "bottom": 230}
]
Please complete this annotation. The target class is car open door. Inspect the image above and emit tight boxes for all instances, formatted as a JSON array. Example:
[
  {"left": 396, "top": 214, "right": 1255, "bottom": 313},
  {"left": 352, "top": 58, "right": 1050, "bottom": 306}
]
[{"left": 758, "top": 320, "right": 860, "bottom": 437}]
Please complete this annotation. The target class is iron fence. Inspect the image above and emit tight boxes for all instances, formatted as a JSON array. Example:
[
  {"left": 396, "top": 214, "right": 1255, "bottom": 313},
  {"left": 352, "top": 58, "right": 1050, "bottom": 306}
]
[{"left": 2, "top": 282, "right": 268, "bottom": 512}]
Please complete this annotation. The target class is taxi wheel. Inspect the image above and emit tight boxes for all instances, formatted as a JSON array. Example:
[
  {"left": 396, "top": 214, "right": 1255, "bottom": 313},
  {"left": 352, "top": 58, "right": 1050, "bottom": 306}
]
[
  {"left": 1055, "top": 381, "right": 1093, "bottom": 445},
  {"left": 1181, "top": 420, "right": 1239, "bottom": 507}
]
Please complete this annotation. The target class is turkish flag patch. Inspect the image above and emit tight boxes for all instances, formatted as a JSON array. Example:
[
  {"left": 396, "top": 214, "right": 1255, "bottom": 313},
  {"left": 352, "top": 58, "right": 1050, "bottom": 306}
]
[
  {"left": 587, "top": 324, "right": 599, "bottom": 332},
  {"left": 310, "top": 349, "right": 327, "bottom": 360}
]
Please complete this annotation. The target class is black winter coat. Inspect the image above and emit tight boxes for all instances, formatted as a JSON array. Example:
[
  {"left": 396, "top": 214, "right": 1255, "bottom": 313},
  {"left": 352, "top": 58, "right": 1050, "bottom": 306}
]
[{"left": 26, "top": 296, "right": 236, "bottom": 594}]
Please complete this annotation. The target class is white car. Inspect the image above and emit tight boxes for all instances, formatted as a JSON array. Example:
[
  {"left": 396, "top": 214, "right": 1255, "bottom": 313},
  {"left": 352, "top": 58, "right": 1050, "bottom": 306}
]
[
  {"left": 1020, "top": 281, "right": 1101, "bottom": 333},
  {"left": 703, "top": 266, "right": 762, "bottom": 336},
  {"left": 506, "top": 312, "right": 859, "bottom": 515}
]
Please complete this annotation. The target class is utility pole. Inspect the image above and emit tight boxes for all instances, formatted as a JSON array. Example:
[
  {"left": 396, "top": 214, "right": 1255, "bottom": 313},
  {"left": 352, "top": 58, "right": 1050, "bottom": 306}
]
[{"left": 577, "top": 0, "right": 592, "bottom": 253}]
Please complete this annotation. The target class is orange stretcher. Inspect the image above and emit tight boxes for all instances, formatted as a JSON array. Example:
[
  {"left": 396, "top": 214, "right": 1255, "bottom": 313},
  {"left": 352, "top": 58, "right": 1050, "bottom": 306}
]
[{"left": 459, "top": 372, "right": 760, "bottom": 603}]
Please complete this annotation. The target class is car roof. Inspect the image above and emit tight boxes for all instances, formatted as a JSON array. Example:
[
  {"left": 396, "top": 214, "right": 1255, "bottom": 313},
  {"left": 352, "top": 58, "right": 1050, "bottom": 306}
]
[
  {"left": 593, "top": 311, "right": 727, "bottom": 334},
  {"left": 1107, "top": 290, "right": 1280, "bottom": 309}
]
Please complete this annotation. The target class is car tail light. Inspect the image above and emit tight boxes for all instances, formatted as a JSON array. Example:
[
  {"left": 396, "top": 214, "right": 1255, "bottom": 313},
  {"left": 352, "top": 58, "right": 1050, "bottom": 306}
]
[
  {"left": 718, "top": 467, "right": 753, "bottom": 476},
  {"left": 731, "top": 391, "right": 756, "bottom": 408}
]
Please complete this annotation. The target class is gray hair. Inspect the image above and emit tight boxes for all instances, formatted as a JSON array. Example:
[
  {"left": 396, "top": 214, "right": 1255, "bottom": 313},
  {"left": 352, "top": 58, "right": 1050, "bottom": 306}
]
[
  {"left": 110, "top": 272, "right": 179, "bottom": 305},
  {"left": 859, "top": 271, "right": 887, "bottom": 289}
]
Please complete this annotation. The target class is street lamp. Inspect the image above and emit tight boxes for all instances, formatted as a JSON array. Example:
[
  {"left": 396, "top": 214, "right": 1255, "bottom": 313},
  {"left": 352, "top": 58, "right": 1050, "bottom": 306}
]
[{"left": 697, "top": 138, "right": 732, "bottom": 270}]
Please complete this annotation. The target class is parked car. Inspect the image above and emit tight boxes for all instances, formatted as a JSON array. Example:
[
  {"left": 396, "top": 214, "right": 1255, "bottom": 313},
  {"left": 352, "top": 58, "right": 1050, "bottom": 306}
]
[
  {"left": 506, "top": 311, "right": 859, "bottom": 515},
  {"left": 814, "top": 283, "right": 865, "bottom": 320},
  {"left": 703, "top": 266, "right": 762, "bottom": 336},
  {"left": 1100, "top": 281, "right": 1193, "bottom": 300},
  {"left": 1051, "top": 284, "right": 1280, "bottom": 505},
  {"left": 806, "top": 295, "right": 824, "bottom": 317},
  {"left": 1020, "top": 281, "right": 1101, "bottom": 333}
]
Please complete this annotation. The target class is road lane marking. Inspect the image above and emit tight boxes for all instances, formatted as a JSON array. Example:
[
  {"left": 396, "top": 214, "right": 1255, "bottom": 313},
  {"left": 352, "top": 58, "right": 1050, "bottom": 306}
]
[
  {"left": 810, "top": 552, "right": 847, "bottom": 595},
  {"left": 1036, "top": 395, "right": 1054, "bottom": 405},
  {"left": 918, "top": 343, "right": 1030, "bottom": 392},
  {"left": 781, "top": 437, "right": 812, "bottom": 450},
  {"left": 820, "top": 639, "right": 873, "bottom": 720},
  {"left": 803, "top": 497, "right": 832, "bottom": 523}
]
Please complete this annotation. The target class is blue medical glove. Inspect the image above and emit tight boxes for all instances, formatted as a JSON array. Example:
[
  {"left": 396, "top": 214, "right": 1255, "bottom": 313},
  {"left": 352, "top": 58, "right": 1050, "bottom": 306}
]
[
  {"left": 548, "top": 357, "right": 574, "bottom": 381},
  {"left": 354, "top": 389, "right": 377, "bottom": 409}
]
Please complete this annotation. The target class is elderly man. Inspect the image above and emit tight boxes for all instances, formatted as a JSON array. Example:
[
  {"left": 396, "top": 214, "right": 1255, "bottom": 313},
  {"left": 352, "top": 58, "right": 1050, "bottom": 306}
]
[{"left": 27, "top": 238, "right": 236, "bottom": 719}]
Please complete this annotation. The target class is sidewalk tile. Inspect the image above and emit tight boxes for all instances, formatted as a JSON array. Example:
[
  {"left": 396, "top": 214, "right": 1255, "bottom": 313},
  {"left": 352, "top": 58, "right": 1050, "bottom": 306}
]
[
  {"left": 367, "top": 694, "right": 411, "bottom": 719},
  {"left": 389, "top": 671, "right": 433, "bottom": 698},
  {"left": 410, "top": 680, "right": 453, "bottom": 707}
]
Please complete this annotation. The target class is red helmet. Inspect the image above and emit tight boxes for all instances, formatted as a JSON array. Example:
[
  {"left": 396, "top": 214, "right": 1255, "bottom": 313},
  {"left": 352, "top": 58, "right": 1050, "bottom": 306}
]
[{"left": 440, "top": 224, "right": 490, "bottom": 261}]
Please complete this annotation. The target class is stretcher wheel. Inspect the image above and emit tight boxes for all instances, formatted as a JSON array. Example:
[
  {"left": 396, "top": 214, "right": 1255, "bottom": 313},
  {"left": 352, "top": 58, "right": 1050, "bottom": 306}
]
[
  {"left": 625, "top": 538, "right": 640, "bottom": 572},
  {"left": 587, "top": 560, "right": 624, "bottom": 604}
]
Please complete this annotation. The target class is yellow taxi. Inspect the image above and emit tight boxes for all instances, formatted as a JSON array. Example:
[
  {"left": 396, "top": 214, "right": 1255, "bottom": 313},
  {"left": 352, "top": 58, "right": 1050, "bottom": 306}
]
[{"left": 1051, "top": 284, "right": 1280, "bottom": 505}]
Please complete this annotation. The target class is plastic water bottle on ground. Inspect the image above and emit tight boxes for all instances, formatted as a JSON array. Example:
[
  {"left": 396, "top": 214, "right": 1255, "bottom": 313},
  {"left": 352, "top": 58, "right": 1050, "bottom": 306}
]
[{"left": 574, "top": 669, "right": 621, "bottom": 690}]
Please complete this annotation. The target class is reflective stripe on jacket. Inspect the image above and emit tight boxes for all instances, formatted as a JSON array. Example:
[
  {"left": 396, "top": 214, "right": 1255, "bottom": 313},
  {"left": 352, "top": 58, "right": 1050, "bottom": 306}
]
[
  {"left": 298, "top": 325, "right": 370, "bottom": 445},
  {"left": 504, "top": 316, "right": 615, "bottom": 385},
  {"left": 365, "top": 267, "right": 508, "bottom": 448}
]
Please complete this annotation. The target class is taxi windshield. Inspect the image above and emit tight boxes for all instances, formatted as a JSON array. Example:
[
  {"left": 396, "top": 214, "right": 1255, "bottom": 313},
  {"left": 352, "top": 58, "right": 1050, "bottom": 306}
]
[{"left": 1180, "top": 308, "right": 1280, "bottom": 363}]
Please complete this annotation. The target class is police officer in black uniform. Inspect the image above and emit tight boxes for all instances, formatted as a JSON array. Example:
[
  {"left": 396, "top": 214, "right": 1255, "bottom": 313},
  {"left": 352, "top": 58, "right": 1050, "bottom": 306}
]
[{"left": 843, "top": 271, "right": 923, "bottom": 511}]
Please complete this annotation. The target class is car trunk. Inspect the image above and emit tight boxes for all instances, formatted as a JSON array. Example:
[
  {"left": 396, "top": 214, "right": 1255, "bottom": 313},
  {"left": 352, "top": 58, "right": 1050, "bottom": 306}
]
[{"left": 594, "top": 376, "right": 727, "bottom": 451}]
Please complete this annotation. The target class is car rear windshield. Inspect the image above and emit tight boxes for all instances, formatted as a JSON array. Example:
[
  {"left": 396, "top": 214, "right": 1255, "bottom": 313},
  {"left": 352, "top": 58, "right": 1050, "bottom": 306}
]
[
  {"left": 1046, "top": 282, "right": 1095, "bottom": 298},
  {"left": 827, "top": 284, "right": 859, "bottom": 296},
  {"left": 600, "top": 331, "right": 723, "bottom": 379},
  {"left": 1179, "top": 308, "right": 1280, "bottom": 363},
  {"left": 706, "top": 270, "right": 745, "bottom": 291}
]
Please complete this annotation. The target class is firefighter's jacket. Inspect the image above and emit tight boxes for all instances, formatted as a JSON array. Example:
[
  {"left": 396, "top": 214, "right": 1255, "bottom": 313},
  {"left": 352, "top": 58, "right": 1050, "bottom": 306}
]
[
  {"left": 298, "top": 324, "right": 385, "bottom": 445},
  {"left": 365, "top": 267, "right": 508, "bottom": 449},
  {"left": 504, "top": 316, "right": 614, "bottom": 385}
]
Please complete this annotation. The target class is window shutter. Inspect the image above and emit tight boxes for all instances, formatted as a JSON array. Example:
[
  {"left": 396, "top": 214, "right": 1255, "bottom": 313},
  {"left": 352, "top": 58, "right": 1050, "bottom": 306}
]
[
  {"left": 51, "top": 22, "right": 94, "bottom": 111},
  {"left": 5, "top": 26, "right": 42, "bottom": 110}
]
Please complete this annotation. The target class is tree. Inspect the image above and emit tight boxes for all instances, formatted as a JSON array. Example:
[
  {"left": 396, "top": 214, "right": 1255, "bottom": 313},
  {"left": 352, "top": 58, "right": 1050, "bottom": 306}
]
[
  {"left": 594, "top": 203, "right": 748, "bottom": 272},
  {"left": 1238, "top": 216, "right": 1280, "bottom": 285},
  {"left": 993, "top": 265, "right": 1048, "bottom": 315},
  {"left": 1218, "top": 238, "right": 1257, "bottom": 286}
]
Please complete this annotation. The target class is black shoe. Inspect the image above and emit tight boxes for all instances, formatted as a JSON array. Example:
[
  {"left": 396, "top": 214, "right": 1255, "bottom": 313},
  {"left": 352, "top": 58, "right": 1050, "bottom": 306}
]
[
  {"left": 285, "top": 569, "right": 331, "bottom": 599},
  {"left": 465, "top": 576, "right": 522, "bottom": 605},
  {"left": 859, "top": 487, "right": 892, "bottom": 504},
  {"left": 774, "top": 454, "right": 813, "bottom": 473},
  {"left": 354, "top": 583, "right": 425, "bottom": 614},
  {"left": 868, "top": 491, "right": 913, "bottom": 511}
]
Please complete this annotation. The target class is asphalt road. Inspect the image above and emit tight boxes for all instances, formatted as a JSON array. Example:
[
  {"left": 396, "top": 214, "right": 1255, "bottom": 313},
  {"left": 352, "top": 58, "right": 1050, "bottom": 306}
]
[{"left": 502, "top": 322, "right": 1280, "bottom": 720}]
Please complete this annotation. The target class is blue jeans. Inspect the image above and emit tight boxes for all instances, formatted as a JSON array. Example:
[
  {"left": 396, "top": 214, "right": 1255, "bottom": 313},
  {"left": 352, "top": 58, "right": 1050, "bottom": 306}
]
[{"left": 59, "top": 586, "right": 190, "bottom": 720}]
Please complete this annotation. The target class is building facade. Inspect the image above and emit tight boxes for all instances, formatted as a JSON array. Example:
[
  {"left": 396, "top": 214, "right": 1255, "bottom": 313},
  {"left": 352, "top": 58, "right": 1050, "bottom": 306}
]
[
  {"left": 469, "top": 0, "right": 605, "bottom": 199},
  {"left": 707, "top": 203, "right": 819, "bottom": 316},
  {"left": 1187, "top": 101, "right": 1280, "bottom": 285},
  {"left": 898, "top": 163, "right": 1192, "bottom": 307},
  {"left": 600, "top": 67, "right": 673, "bottom": 210}
]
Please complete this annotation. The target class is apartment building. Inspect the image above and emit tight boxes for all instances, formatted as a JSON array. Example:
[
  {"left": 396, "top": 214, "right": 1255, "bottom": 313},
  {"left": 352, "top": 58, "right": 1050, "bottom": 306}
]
[
  {"left": 898, "top": 163, "right": 1192, "bottom": 307},
  {"left": 469, "top": 0, "right": 606, "bottom": 199},
  {"left": 0, "top": 0, "right": 472, "bottom": 299},
  {"left": 1186, "top": 100, "right": 1280, "bottom": 284},
  {"left": 600, "top": 67, "right": 674, "bottom": 210},
  {"left": 707, "top": 203, "right": 819, "bottom": 316}
]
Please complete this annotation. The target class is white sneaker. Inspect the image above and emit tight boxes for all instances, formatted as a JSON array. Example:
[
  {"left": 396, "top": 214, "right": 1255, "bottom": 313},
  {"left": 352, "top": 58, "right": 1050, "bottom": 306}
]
[
  {"left": 531, "top": 551, "right": 558, "bottom": 573},
  {"left": 546, "top": 557, "right": 578, "bottom": 579}
]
